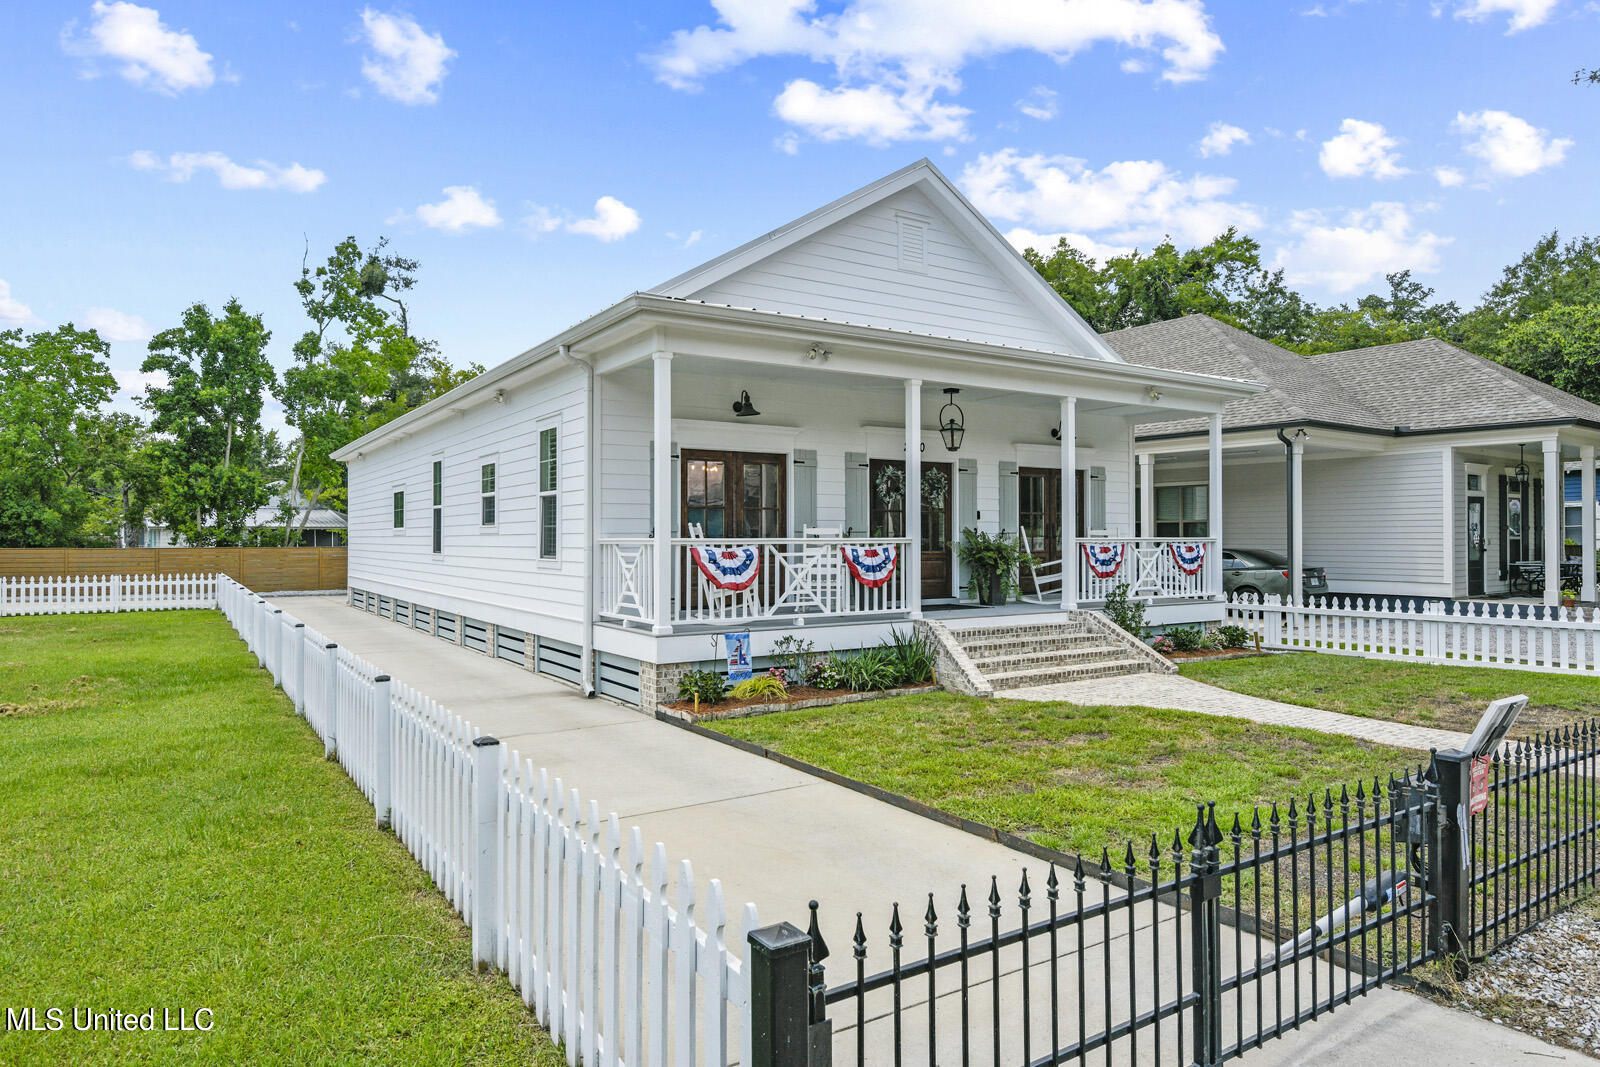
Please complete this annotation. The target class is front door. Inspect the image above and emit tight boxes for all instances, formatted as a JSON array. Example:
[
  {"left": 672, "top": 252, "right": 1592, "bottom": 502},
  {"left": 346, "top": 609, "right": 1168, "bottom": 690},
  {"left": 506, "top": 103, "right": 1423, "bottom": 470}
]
[
  {"left": 870, "top": 459, "right": 953, "bottom": 601},
  {"left": 1467, "top": 495, "right": 1485, "bottom": 596},
  {"left": 1018, "top": 468, "right": 1086, "bottom": 556},
  {"left": 681, "top": 450, "right": 786, "bottom": 539}
]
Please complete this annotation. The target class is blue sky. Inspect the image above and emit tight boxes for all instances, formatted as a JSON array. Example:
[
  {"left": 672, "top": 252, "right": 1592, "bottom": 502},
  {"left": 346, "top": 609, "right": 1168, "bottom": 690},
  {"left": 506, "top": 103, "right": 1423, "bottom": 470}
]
[{"left": 2, "top": 1, "right": 1594, "bottom": 436}]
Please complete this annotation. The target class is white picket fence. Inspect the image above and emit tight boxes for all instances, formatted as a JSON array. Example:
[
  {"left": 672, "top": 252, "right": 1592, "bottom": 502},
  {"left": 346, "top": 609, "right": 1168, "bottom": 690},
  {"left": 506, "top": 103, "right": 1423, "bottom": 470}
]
[
  {"left": 217, "top": 575, "right": 754, "bottom": 1066},
  {"left": 1227, "top": 594, "right": 1600, "bottom": 675},
  {"left": 0, "top": 573, "right": 217, "bottom": 615}
]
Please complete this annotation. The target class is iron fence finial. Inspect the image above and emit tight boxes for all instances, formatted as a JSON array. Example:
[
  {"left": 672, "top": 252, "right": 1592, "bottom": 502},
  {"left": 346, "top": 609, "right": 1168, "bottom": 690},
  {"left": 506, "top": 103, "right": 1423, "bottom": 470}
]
[{"left": 807, "top": 899, "right": 829, "bottom": 963}]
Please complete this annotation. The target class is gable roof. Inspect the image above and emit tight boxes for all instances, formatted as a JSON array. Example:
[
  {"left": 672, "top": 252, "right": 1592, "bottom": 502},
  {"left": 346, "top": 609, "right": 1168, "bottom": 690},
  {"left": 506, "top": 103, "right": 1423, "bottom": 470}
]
[
  {"left": 650, "top": 159, "right": 1122, "bottom": 362},
  {"left": 1108, "top": 315, "right": 1600, "bottom": 439}
]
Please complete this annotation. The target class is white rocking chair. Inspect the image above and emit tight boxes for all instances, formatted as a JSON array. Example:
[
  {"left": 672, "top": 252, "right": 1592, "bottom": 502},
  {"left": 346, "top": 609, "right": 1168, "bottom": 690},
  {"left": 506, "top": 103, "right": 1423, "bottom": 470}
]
[
  {"left": 1019, "top": 528, "right": 1064, "bottom": 605},
  {"left": 684, "top": 523, "right": 762, "bottom": 620}
]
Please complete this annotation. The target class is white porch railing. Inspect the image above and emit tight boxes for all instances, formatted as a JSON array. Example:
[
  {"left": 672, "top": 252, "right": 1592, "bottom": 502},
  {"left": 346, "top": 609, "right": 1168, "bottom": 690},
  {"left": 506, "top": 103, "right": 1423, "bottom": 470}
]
[
  {"left": 1072, "top": 538, "right": 1220, "bottom": 603},
  {"left": 598, "top": 537, "right": 912, "bottom": 627}
]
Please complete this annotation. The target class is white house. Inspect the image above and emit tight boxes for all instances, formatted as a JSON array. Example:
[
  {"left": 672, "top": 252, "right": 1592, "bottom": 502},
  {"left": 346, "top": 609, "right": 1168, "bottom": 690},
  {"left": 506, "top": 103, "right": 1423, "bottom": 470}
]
[
  {"left": 1114, "top": 315, "right": 1600, "bottom": 607},
  {"left": 139, "top": 490, "right": 347, "bottom": 548},
  {"left": 332, "top": 161, "right": 1257, "bottom": 709}
]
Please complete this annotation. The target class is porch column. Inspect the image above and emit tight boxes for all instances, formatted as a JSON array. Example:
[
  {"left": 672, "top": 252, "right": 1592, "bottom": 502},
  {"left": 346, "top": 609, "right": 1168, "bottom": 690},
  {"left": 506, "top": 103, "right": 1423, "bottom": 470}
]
[
  {"left": 905, "top": 380, "right": 923, "bottom": 618},
  {"left": 1208, "top": 414, "right": 1224, "bottom": 599},
  {"left": 651, "top": 351, "right": 674, "bottom": 633},
  {"left": 1582, "top": 444, "right": 1596, "bottom": 605},
  {"left": 1138, "top": 453, "right": 1155, "bottom": 539},
  {"left": 1543, "top": 437, "right": 1562, "bottom": 606},
  {"left": 1060, "top": 396, "right": 1077, "bottom": 610},
  {"left": 1290, "top": 434, "right": 1305, "bottom": 604}
]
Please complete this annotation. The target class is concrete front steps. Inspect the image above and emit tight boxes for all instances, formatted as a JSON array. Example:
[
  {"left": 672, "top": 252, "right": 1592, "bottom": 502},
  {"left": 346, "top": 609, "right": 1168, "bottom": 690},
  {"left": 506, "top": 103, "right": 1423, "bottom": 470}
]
[{"left": 922, "top": 612, "right": 1173, "bottom": 697}]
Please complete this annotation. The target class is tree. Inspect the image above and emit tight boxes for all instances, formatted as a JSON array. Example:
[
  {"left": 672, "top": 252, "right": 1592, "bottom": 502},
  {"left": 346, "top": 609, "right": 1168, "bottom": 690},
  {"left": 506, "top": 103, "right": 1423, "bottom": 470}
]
[
  {"left": 1292, "top": 271, "right": 1462, "bottom": 354},
  {"left": 1022, "top": 229, "right": 1315, "bottom": 343},
  {"left": 1498, "top": 305, "right": 1600, "bottom": 407},
  {"left": 140, "top": 299, "right": 277, "bottom": 545},
  {"left": 278, "top": 236, "right": 481, "bottom": 542},
  {"left": 1457, "top": 231, "right": 1600, "bottom": 358},
  {"left": 0, "top": 325, "right": 119, "bottom": 546}
]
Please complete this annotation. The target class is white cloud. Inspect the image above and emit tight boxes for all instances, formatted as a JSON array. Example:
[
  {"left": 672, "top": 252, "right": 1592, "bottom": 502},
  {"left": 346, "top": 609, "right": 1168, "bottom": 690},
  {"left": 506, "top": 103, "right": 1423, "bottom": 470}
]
[
  {"left": 1453, "top": 109, "right": 1572, "bottom": 177},
  {"left": 112, "top": 367, "right": 168, "bottom": 396},
  {"left": 775, "top": 131, "right": 801, "bottom": 154},
  {"left": 651, "top": 0, "right": 1223, "bottom": 143},
  {"left": 1197, "top": 121, "right": 1250, "bottom": 158},
  {"left": 130, "top": 150, "right": 326, "bottom": 192},
  {"left": 1016, "top": 85, "right": 1058, "bottom": 121},
  {"left": 1275, "top": 202, "right": 1448, "bottom": 292},
  {"left": 1318, "top": 118, "right": 1409, "bottom": 179},
  {"left": 0, "top": 280, "right": 35, "bottom": 326},
  {"left": 1452, "top": 0, "right": 1560, "bottom": 32},
  {"left": 1433, "top": 165, "right": 1466, "bottom": 187},
  {"left": 521, "top": 205, "right": 564, "bottom": 237},
  {"left": 1119, "top": 57, "right": 1148, "bottom": 73},
  {"left": 960, "top": 148, "right": 1261, "bottom": 248},
  {"left": 357, "top": 8, "right": 454, "bottom": 104},
  {"left": 1002, "top": 227, "right": 1132, "bottom": 264},
  {"left": 62, "top": 1, "right": 215, "bottom": 94},
  {"left": 82, "top": 307, "right": 152, "bottom": 341},
  {"left": 412, "top": 186, "right": 502, "bottom": 232},
  {"left": 680, "top": 230, "right": 703, "bottom": 248},
  {"left": 568, "top": 196, "right": 641, "bottom": 242},
  {"left": 773, "top": 78, "right": 968, "bottom": 143}
]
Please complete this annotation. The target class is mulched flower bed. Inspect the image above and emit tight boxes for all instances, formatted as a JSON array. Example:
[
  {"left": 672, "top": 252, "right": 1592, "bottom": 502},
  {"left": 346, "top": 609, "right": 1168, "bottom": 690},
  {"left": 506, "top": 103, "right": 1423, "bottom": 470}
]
[
  {"left": 664, "top": 683, "right": 939, "bottom": 721},
  {"left": 1159, "top": 648, "right": 1268, "bottom": 662}
]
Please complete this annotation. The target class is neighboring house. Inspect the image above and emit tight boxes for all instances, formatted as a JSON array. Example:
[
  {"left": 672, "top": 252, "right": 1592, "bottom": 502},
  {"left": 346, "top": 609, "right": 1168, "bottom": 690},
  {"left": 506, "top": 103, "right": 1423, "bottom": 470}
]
[
  {"left": 140, "top": 492, "right": 347, "bottom": 548},
  {"left": 1110, "top": 314, "right": 1600, "bottom": 605},
  {"left": 331, "top": 160, "right": 1256, "bottom": 705}
]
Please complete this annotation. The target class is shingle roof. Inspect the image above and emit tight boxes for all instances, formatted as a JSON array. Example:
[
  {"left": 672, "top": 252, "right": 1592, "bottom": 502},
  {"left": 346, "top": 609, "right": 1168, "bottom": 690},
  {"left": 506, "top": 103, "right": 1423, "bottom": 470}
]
[{"left": 1106, "top": 315, "right": 1600, "bottom": 438}]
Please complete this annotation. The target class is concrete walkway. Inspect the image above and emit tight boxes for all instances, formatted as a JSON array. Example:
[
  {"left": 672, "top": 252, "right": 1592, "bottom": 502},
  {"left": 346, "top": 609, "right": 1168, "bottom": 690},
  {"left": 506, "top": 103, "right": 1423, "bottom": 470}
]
[
  {"left": 1000, "top": 672, "right": 1471, "bottom": 752},
  {"left": 269, "top": 596, "right": 1583, "bottom": 1065}
]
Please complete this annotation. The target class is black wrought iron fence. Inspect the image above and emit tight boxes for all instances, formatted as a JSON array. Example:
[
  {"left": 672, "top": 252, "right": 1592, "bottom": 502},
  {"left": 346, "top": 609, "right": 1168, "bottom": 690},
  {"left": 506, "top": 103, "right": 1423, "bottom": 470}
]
[{"left": 807, "top": 780, "right": 1441, "bottom": 1067}]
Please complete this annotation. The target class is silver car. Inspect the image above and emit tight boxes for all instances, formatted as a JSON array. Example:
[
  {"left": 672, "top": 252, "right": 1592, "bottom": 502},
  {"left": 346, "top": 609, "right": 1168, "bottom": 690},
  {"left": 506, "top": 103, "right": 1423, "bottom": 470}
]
[{"left": 1222, "top": 548, "right": 1329, "bottom": 601}]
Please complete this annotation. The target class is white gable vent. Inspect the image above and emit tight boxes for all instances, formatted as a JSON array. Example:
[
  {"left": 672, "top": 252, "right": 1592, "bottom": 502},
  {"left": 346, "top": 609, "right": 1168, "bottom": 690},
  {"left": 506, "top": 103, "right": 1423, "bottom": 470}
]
[{"left": 896, "top": 212, "right": 929, "bottom": 273}]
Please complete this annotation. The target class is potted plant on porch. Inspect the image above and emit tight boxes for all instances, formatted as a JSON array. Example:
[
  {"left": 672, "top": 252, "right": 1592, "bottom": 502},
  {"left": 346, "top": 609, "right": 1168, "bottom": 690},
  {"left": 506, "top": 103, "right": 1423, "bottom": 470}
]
[{"left": 959, "top": 528, "right": 1025, "bottom": 606}]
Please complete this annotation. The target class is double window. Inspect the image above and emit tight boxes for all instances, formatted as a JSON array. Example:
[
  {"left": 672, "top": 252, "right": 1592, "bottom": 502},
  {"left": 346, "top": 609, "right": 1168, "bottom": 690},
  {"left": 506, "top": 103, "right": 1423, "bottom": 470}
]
[
  {"left": 539, "top": 427, "right": 558, "bottom": 559},
  {"left": 1154, "top": 485, "right": 1209, "bottom": 539},
  {"left": 431, "top": 459, "right": 443, "bottom": 553},
  {"left": 480, "top": 462, "right": 497, "bottom": 526}
]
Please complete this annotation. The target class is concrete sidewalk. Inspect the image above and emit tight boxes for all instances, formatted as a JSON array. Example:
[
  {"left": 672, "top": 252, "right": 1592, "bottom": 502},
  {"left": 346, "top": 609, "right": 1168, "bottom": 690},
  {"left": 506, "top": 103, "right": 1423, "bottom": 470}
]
[{"left": 270, "top": 596, "right": 1588, "bottom": 1065}]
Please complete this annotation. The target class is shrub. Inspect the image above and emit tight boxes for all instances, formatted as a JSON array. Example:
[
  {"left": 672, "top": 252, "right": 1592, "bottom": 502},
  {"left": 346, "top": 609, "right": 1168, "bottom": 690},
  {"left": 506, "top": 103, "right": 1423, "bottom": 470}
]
[
  {"left": 958, "top": 528, "right": 1025, "bottom": 602},
  {"left": 1165, "top": 625, "right": 1206, "bottom": 652},
  {"left": 806, "top": 654, "right": 847, "bottom": 690},
  {"left": 882, "top": 628, "right": 936, "bottom": 688},
  {"left": 1213, "top": 624, "right": 1252, "bottom": 650},
  {"left": 729, "top": 675, "right": 788, "bottom": 702},
  {"left": 840, "top": 647, "right": 898, "bottom": 692},
  {"left": 770, "top": 635, "right": 815, "bottom": 678},
  {"left": 678, "top": 669, "right": 726, "bottom": 705},
  {"left": 1150, "top": 635, "right": 1175, "bottom": 654},
  {"left": 1102, "top": 583, "right": 1148, "bottom": 640}
]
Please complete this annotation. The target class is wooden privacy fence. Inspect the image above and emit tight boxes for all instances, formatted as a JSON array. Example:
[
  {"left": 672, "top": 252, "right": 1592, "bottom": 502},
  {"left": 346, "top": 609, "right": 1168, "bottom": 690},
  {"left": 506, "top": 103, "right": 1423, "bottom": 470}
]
[
  {"left": 0, "top": 548, "right": 344, "bottom": 592},
  {"left": 1, "top": 573, "right": 216, "bottom": 615},
  {"left": 1227, "top": 594, "right": 1600, "bottom": 674},
  {"left": 219, "top": 576, "right": 755, "bottom": 1067}
]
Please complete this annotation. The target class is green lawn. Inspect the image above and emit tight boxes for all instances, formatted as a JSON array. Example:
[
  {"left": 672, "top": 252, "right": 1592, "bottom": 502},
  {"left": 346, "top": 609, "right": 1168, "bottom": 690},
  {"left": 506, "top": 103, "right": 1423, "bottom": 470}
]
[
  {"left": 710, "top": 691, "right": 1414, "bottom": 861},
  {"left": 1180, "top": 652, "right": 1600, "bottom": 735},
  {"left": 0, "top": 611, "right": 560, "bottom": 1065}
]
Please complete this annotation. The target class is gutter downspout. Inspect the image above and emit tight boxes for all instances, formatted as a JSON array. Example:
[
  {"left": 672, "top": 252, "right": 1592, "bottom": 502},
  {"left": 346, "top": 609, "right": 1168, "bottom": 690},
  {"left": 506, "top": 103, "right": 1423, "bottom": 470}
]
[
  {"left": 561, "top": 343, "right": 598, "bottom": 698},
  {"left": 1276, "top": 428, "right": 1299, "bottom": 601}
]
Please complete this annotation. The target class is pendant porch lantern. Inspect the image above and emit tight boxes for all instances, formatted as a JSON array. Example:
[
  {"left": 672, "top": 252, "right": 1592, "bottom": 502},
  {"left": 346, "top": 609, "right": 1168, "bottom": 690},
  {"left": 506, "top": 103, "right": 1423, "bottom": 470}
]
[
  {"left": 1510, "top": 444, "right": 1530, "bottom": 492},
  {"left": 938, "top": 388, "right": 965, "bottom": 452}
]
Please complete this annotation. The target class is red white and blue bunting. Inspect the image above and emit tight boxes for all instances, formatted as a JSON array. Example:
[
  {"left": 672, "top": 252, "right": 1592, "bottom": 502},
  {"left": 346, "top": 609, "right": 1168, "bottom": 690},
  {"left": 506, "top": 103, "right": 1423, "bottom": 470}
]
[
  {"left": 1169, "top": 542, "right": 1208, "bottom": 575},
  {"left": 1081, "top": 542, "right": 1126, "bottom": 578},
  {"left": 841, "top": 545, "right": 899, "bottom": 588},
  {"left": 689, "top": 545, "right": 761, "bottom": 591}
]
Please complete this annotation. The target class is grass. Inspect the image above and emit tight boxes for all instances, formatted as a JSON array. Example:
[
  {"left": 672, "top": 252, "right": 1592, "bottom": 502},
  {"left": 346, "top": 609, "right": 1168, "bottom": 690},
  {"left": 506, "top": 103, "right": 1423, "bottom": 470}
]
[
  {"left": 709, "top": 691, "right": 1415, "bottom": 862},
  {"left": 1179, "top": 652, "right": 1600, "bottom": 735},
  {"left": 0, "top": 610, "right": 560, "bottom": 1065}
]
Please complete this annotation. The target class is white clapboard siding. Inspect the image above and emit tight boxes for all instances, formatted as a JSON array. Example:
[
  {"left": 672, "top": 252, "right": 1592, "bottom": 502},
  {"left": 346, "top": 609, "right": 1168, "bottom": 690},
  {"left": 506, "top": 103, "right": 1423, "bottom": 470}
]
[
  {"left": 1, "top": 573, "right": 217, "bottom": 615},
  {"left": 1229, "top": 594, "right": 1600, "bottom": 675},
  {"left": 214, "top": 575, "right": 755, "bottom": 1066}
]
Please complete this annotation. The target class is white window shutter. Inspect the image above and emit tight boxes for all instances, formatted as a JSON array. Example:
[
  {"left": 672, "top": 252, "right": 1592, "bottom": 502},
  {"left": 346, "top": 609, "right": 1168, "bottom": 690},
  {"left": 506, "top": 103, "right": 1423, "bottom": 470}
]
[{"left": 793, "top": 449, "right": 818, "bottom": 534}]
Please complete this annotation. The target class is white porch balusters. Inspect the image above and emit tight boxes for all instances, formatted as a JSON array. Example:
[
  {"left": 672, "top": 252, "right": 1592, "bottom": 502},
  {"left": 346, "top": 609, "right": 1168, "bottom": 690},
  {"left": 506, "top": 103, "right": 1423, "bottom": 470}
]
[
  {"left": 1544, "top": 438, "right": 1564, "bottom": 606},
  {"left": 1060, "top": 396, "right": 1077, "bottom": 610},
  {"left": 1582, "top": 444, "right": 1597, "bottom": 606},
  {"left": 905, "top": 379, "right": 923, "bottom": 619},
  {"left": 1290, "top": 433, "right": 1305, "bottom": 605},
  {"left": 1208, "top": 413, "right": 1224, "bottom": 600},
  {"left": 651, "top": 352, "right": 674, "bottom": 633}
]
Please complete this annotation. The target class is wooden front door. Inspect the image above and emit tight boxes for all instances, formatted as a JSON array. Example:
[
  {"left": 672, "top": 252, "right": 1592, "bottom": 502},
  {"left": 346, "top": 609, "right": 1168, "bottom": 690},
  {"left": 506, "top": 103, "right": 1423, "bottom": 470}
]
[
  {"left": 870, "top": 459, "right": 954, "bottom": 600},
  {"left": 1018, "top": 468, "right": 1086, "bottom": 559},
  {"left": 1467, "top": 495, "right": 1486, "bottom": 596},
  {"left": 681, "top": 450, "right": 786, "bottom": 538}
]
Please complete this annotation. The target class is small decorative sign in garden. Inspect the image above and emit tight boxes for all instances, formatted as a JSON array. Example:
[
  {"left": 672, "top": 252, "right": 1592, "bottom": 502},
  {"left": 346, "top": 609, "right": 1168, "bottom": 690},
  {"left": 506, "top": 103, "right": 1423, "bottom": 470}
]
[{"left": 725, "top": 631, "right": 752, "bottom": 682}]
